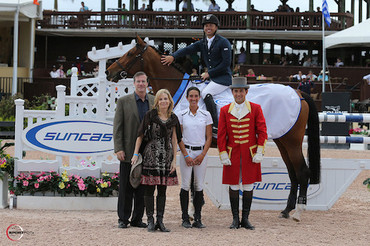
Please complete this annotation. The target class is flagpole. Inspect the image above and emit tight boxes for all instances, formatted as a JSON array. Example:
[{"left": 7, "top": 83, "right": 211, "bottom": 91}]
[{"left": 322, "top": 11, "right": 326, "bottom": 93}]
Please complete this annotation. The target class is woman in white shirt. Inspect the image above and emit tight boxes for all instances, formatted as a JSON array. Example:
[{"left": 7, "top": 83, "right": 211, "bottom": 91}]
[{"left": 178, "top": 87, "right": 213, "bottom": 229}]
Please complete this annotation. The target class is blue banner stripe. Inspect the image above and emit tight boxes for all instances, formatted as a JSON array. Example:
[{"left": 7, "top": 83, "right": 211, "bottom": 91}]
[{"left": 172, "top": 73, "right": 190, "bottom": 105}]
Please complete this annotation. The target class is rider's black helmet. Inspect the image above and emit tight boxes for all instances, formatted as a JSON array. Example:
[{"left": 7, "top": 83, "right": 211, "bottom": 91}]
[{"left": 202, "top": 14, "right": 219, "bottom": 27}]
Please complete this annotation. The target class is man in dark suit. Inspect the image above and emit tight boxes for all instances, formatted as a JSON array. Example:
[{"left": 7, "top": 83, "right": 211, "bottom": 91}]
[
  {"left": 161, "top": 14, "right": 232, "bottom": 134},
  {"left": 113, "top": 71, "right": 155, "bottom": 228}
]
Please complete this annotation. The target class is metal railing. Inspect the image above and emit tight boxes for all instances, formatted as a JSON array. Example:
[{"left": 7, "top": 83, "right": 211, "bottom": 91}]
[
  {"left": 37, "top": 10, "right": 353, "bottom": 31},
  {"left": 0, "top": 77, "right": 29, "bottom": 99}
]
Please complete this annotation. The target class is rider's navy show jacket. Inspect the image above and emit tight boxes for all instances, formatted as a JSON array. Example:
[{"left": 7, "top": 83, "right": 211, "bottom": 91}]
[{"left": 172, "top": 34, "right": 232, "bottom": 86}]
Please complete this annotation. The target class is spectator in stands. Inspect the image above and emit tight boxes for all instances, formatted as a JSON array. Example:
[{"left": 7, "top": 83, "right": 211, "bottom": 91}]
[
  {"left": 191, "top": 68, "right": 198, "bottom": 76},
  {"left": 316, "top": 7, "right": 321, "bottom": 12},
  {"left": 75, "top": 57, "right": 85, "bottom": 75},
  {"left": 93, "top": 64, "right": 99, "bottom": 77},
  {"left": 145, "top": 4, "right": 153, "bottom": 11},
  {"left": 56, "top": 64, "right": 66, "bottom": 78},
  {"left": 140, "top": 3, "right": 146, "bottom": 11},
  {"left": 306, "top": 70, "right": 317, "bottom": 81},
  {"left": 250, "top": 4, "right": 258, "bottom": 11},
  {"left": 237, "top": 47, "right": 247, "bottom": 64},
  {"left": 225, "top": 6, "right": 235, "bottom": 11},
  {"left": 279, "top": 56, "right": 287, "bottom": 66},
  {"left": 303, "top": 57, "right": 312, "bottom": 67},
  {"left": 335, "top": 58, "right": 344, "bottom": 67},
  {"left": 50, "top": 65, "right": 59, "bottom": 78},
  {"left": 79, "top": 2, "right": 89, "bottom": 12},
  {"left": 295, "top": 7, "right": 300, "bottom": 12},
  {"left": 121, "top": 3, "right": 128, "bottom": 25},
  {"left": 182, "top": 0, "right": 194, "bottom": 11},
  {"left": 233, "top": 64, "right": 240, "bottom": 76},
  {"left": 297, "top": 76, "right": 314, "bottom": 95},
  {"left": 318, "top": 70, "right": 329, "bottom": 82},
  {"left": 289, "top": 71, "right": 304, "bottom": 82},
  {"left": 246, "top": 69, "right": 256, "bottom": 77},
  {"left": 262, "top": 58, "right": 271, "bottom": 65},
  {"left": 208, "top": 0, "right": 220, "bottom": 12}
]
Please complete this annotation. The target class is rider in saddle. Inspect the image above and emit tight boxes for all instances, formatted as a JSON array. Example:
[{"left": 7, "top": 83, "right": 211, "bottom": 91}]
[{"left": 161, "top": 14, "right": 232, "bottom": 134}]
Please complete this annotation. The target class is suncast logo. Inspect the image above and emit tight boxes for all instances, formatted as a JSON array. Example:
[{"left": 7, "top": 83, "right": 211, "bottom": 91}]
[
  {"left": 23, "top": 120, "right": 114, "bottom": 155},
  {"left": 252, "top": 172, "right": 321, "bottom": 204},
  {"left": 215, "top": 99, "right": 232, "bottom": 106}
]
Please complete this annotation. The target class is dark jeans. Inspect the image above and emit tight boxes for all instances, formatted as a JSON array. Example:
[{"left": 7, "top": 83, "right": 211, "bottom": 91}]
[{"left": 117, "top": 161, "right": 145, "bottom": 225}]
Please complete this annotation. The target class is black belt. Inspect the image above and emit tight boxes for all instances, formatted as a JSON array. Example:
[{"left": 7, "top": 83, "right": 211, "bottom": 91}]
[{"left": 184, "top": 145, "right": 204, "bottom": 151}]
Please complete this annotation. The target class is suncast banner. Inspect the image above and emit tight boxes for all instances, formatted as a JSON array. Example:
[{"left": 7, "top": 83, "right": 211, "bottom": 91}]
[{"left": 23, "top": 119, "right": 114, "bottom": 155}]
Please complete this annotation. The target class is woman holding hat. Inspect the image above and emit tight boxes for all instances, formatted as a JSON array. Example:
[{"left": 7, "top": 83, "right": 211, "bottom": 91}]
[
  {"left": 131, "top": 89, "right": 179, "bottom": 232},
  {"left": 177, "top": 87, "right": 213, "bottom": 229},
  {"left": 217, "top": 77, "right": 267, "bottom": 230}
]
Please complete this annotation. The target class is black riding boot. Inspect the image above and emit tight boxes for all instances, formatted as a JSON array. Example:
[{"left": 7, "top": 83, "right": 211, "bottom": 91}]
[
  {"left": 193, "top": 190, "right": 206, "bottom": 228},
  {"left": 180, "top": 189, "right": 192, "bottom": 228},
  {"left": 229, "top": 188, "right": 240, "bottom": 229},
  {"left": 240, "top": 191, "right": 255, "bottom": 230},
  {"left": 144, "top": 196, "right": 155, "bottom": 232},
  {"left": 204, "top": 94, "right": 218, "bottom": 134},
  {"left": 155, "top": 196, "right": 170, "bottom": 232}
]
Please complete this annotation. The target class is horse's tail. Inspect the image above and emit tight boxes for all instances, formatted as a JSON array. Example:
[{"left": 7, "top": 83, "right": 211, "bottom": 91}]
[{"left": 301, "top": 92, "right": 321, "bottom": 184}]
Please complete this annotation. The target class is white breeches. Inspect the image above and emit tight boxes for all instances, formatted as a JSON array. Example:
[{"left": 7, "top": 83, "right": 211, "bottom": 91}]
[
  {"left": 229, "top": 159, "right": 254, "bottom": 191},
  {"left": 179, "top": 150, "right": 208, "bottom": 191},
  {"left": 200, "top": 80, "right": 229, "bottom": 99}
]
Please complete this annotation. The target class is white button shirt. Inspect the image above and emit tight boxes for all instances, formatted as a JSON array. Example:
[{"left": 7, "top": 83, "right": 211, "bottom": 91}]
[{"left": 177, "top": 108, "right": 213, "bottom": 147}]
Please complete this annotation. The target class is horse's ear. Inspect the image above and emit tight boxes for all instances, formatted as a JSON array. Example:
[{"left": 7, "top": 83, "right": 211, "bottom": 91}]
[{"left": 136, "top": 35, "right": 145, "bottom": 46}]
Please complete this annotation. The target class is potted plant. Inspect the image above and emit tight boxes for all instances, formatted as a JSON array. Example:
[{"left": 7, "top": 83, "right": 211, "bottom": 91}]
[{"left": 0, "top": 140, "right": 15, "bottom": 208}]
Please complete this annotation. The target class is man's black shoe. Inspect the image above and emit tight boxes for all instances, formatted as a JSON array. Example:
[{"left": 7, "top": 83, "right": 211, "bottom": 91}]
[
  {"left": 130, "top": 221, "right": 148, "bottom": 228},
  {"left": 118, "top": 221, "right": 128, "bottom": 228}
]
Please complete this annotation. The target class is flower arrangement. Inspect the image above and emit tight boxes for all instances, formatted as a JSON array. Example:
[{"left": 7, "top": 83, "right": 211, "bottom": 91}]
[
  {"left": 10, "top": 171, "right": 119, "bottom": 197},
  {"left": 0, "top": 140, "right": 15, "bottom": 181},
  {"left": 349, "top": 127, "right": 369, "bottom": 136}
]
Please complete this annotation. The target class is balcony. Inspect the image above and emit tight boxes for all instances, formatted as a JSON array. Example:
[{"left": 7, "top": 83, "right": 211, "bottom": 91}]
[{"left": 37, "top": 10, "right": 353, "bottom": 31}]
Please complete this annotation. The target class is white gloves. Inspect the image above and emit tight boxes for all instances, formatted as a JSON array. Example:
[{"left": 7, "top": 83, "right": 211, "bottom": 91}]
[
  {"left": 252, "top": 146, "right": 264, "bottom": 163},
  {"left": 220, "top": 152, "right": 231, "bottom": 166}
]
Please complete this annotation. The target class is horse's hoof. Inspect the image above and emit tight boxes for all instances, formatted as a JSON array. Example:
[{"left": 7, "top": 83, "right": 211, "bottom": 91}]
[
  {"left": 291, "top": 213, "right": 301, "bottom": 222},
  {"left": 279, "top": 212, "right": 289, "bottom": 219}
]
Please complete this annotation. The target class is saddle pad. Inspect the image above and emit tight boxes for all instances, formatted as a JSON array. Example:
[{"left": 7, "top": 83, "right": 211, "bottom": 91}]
[{"left": 174, "top": 82, "right": 301, "bottom": 140}]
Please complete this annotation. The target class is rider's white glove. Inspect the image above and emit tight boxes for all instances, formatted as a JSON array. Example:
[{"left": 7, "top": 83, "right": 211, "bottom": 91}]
[
  {"left": 220, "top": 152, "right": 231, "bottom": 166},
  {"left": 252, "top": 147, "right": 264, "bottom": 163}
]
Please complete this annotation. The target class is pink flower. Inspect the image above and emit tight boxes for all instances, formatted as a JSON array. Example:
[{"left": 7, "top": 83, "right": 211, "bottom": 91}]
[
  {"left": 78, "top": 183, "right": 86, "bottom": 191},
  {"left": 107, "top": 181, "right": 111, "bottom": 187},
  {"left": 23, "top": 180, "right": 29, "bottom": 186},
  {"left": 34, "top": 183, "right": 39, "bottom": 189},
  {"left": 66, "top": 184, "right": 70, "bottom": 188}
]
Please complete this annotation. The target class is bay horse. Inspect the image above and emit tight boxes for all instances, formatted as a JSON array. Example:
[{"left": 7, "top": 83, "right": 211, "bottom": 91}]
[{"left": 105, "top": 36, "right": 321, "bottom": 222}]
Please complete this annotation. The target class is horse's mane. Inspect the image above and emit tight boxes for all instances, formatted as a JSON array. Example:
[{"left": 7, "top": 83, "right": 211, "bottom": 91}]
[{"left": 149, "top": 45, "right": 186, "bottom": 75}]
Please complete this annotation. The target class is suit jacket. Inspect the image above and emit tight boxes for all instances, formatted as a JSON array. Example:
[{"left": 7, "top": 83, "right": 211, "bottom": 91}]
[
  {"left": 113, "top": 93, "right": 155, "bottom": 162},
  {"left": 172, "top": 34, "right": 232, "bottom": 86},
  {"left": 217, "top": 101, "right": 267, "bottom": 185}
]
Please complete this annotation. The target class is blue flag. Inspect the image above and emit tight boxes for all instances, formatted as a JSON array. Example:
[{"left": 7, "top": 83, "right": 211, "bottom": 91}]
[{"left": 322, "top": 0, "right": 331, "bottom": 27}]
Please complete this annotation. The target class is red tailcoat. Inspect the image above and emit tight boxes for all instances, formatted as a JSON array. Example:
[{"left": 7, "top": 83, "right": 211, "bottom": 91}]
[{"left": 217, "top": 101, "right": 267, "bottom": 185}]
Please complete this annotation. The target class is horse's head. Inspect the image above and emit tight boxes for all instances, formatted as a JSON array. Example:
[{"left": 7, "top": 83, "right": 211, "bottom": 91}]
[{"left": 105, "top": 36, "right": 152, "bottom": 82}]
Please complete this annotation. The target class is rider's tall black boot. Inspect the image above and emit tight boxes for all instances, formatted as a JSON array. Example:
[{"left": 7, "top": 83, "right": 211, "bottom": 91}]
[
  {"left": 229, "top": 187, "right": 240, "bottom": 229},
  {"left": 203, "top": 94, "right": 218, "bottom": 134},
  {"left": 180, "top": 189, "right": 192, "bottom": 228},
  {"left": 240, "top": 190, "right": 255, "bottom": 230},
  {"left": 193, "top": 190, "right": 206, "bottom": 228}
]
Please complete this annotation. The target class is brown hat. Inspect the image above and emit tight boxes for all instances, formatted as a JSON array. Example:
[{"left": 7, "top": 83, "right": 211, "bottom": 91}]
[
  {"left": 229, "top": 77, "right": 250, "bottom": 89},
  {"left": 129, "top": 154, "right": 143, "bottom": 188}
]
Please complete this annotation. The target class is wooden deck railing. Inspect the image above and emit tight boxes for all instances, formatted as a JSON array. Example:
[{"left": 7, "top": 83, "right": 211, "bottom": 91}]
[{"left": 37, "top": 10, "right": 353, "bottom": 31}]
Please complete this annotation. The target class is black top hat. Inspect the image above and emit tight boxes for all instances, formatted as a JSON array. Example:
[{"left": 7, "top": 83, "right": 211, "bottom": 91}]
[{"left": 229, "top": 77, "right": 250, "bottom": 89}]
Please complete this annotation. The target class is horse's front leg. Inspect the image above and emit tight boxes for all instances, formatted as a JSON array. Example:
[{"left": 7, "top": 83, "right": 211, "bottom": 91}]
[
  {"left": 280, "top": 168, "right": 298, "bottom": 219},
  {"left": 291, "top": 163, "right": 310, "bottom": 222}
]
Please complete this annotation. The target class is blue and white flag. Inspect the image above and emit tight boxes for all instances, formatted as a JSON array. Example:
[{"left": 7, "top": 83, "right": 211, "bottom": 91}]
[{"left": 322, "top": 0, "right": 331, "bottom": 27}]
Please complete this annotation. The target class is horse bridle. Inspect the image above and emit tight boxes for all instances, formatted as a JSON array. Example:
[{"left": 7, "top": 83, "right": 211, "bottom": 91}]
[
  {"left": 115, "top": 43, "right": 149, "bottom": 79},
  {"left": 114, "top": 43, "right": 204, "bottom": 83}
]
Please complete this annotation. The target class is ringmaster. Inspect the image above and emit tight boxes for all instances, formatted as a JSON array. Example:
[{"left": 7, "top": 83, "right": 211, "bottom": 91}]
[
  {"left": 217, "top": 77, "right": 267, "bottom": 230},
  {"left": 113, "top": 71, "right": 154, "bottom": 229},
  {"left": 161, "top": 14, "right": 232, "bottom": 133}
]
